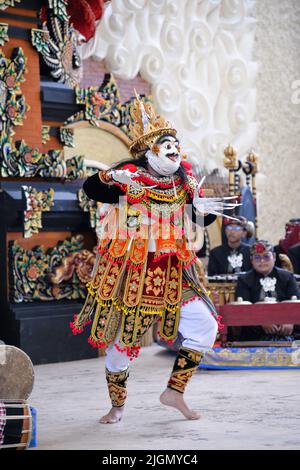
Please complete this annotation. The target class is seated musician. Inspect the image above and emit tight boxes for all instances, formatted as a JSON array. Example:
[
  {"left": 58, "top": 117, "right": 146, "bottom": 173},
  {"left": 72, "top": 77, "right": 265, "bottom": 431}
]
[
  {"left": 236, "top": 240, "right": 300, "bottom": 341},
  {"left": 207, "top": 216, "right": 252, "bottom": 276},
  {"left": 289, "top": 242, "right": 300, "bottom": 275},
  {"left": 274, "top": 218, "right": 300, "bottom": 271}
]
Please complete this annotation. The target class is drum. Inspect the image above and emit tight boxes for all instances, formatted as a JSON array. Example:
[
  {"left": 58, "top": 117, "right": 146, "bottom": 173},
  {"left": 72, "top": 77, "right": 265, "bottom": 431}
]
[
  {"left": 0, "top": 345, "right": 34, "bottom": 400},
  {"left": 0, "top": 400, "right": 32, "bottom": 450}
]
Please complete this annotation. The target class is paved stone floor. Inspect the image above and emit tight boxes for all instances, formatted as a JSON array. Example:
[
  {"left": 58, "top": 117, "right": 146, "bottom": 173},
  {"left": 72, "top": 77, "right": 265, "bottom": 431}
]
[{"left": 30, "top": 345, "right": 300, "bottom": 450}]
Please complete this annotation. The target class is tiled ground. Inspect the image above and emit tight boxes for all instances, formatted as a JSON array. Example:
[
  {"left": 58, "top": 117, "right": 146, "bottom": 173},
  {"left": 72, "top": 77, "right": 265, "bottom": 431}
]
[{"left": 29, "top": 345, "right": 300, "bottom": 450}]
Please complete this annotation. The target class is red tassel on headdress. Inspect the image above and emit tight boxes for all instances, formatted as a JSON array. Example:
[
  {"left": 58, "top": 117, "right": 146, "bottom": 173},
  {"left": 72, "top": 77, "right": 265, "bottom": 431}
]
[
  {"left": 67, "top": 0, "right": 96, "bottom": 41},
  {"left": 41, "top": 1, "right": 105, "bottom": 41},
  {"left": 86, "top": 0, "right": 104, "bottom": 20},
  {"left": 40, "top": 6, "right": 47, "bottom": 23}
]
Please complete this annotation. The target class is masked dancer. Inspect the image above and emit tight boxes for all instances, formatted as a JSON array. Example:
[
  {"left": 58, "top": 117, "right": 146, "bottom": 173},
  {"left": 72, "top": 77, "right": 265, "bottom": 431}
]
[{"left": 71, "top": 96, "right": 237, "bottom": 423}]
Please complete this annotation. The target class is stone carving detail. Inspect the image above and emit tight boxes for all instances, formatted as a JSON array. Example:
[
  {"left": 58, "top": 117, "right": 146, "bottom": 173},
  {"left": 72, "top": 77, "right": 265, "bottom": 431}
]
[
  {"left": 22, "top": 186, "right": 54, "bottom": 238},
  {"left": 42, "top": 125, "right": 51, "bottom": 144},
  {"left": 0, "top": 23, "right": 9, "bottom": 45},
  {"left": 67, "top": 73, "right": 148, "bottom": 138},
  {"left": 0, "top": 0, "right": 20, "bottom": 11},
  {"left": 0, "top": 47, "right": 86, "bottom": 179},
  {"left": 60, "top": 126, "right": 74, "bottom": 147},
  {"left": 77, "top": 188, "right": 110, "bottom": 240},
  {"left": 48, "top": 248, "right": 96, "bottom": 286},
  {"left": 0, "top": 47, "right": 29, "bottom": 138},
  {"left": 31, "top": 0, "right": 81, "bottom": 87},
  {"left": 1, "top": 138, "right": 85, "bottom": 179},
  {"left": 10, "top": 235, "right": 94, "bottom": 303}
]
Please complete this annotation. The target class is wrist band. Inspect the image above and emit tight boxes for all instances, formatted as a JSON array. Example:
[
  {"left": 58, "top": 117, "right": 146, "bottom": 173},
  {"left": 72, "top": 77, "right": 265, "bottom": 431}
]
[{"left": 99, "top": 170, "right": 114, "bottom": 185}]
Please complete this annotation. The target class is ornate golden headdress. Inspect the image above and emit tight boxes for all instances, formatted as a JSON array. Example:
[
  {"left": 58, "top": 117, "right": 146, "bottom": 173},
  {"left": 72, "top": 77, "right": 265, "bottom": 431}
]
[{"left": 129, "top": 92, "right": 177, "bottom": 158}]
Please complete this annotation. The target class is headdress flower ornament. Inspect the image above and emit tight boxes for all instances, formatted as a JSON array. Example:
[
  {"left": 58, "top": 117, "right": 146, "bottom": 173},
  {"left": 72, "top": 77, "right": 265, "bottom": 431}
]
[
  {"left": 251, "top": 240, "right": 273, "bottom": 255},
  {"left": 254, "top": 242, "right": 266, "bottom": 254},
  {"left": 224, "top": 218, "right": 232, "bottom": 226},
  {"left": 129, "top": 91, "right": 177, "bottom": 158}
]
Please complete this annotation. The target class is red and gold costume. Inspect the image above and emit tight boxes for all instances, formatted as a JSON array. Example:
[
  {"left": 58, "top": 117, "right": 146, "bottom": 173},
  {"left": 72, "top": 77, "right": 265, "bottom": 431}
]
[
  {"left": 71, "top": 167, "right": 219, "bottom": 354},
  {"left": 71, "top": 96, "right": 222, "bottom": 415}
]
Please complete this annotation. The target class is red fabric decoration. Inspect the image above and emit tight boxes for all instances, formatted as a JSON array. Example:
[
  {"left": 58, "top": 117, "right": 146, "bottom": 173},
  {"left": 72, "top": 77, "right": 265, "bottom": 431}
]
[
  {"left": 67, "top": 0, "right": 96, "bottom": 41},
  {"left": 40, "top": 6, "right": 47, "bottom": 23},
  {"left": 41, "top": 1, "right": 104, "bottom": 41},
  {"left": 122, "top": 163, "right": 138, "bottom": 173},
  {"left": 180, "top": 160, "right": 192, "bottom": 171},
  {"left": 86, "top": 0, "right": 104, "bottom": 20},
  {"left": 279, "top": 221, "right": 300, "bottom": 254}
]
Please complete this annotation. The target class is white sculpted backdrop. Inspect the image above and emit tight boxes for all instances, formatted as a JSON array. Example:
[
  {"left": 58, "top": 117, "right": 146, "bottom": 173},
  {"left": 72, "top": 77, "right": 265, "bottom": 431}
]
[{"left": 80, "top": 0, "right": 257, "bottom": 173}]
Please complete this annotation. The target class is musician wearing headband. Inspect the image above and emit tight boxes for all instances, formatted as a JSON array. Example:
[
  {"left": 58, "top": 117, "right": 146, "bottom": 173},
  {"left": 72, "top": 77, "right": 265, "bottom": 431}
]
[
  {"left": 236, "top": 240, "right": 300, "bottom": 341},
  {"left": 207, "top": 216, "right": 252, "bottom": 276},
  {"left": 71, "top": 96, "right": 237, "bottom": 424}
]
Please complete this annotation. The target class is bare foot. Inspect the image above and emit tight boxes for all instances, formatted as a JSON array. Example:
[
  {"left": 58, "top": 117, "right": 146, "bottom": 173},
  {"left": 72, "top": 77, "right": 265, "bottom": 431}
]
[
  {"left": 99, "top": 406, "right": 124, "bottom": 424},
  {"left": 160, "top": 388, "right": 200, "bottom": 420}
]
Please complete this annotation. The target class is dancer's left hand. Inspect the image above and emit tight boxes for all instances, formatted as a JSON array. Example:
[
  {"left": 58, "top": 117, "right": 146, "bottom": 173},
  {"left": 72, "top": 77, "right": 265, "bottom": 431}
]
[{"left": 193, "top": 176, "right": 240, "bottom": 219}]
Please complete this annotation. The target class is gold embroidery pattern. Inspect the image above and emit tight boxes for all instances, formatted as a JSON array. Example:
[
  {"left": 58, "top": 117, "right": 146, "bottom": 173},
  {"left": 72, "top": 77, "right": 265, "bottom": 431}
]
[
  {"left": 98, "top": 262, "right": 125, "bottom": 300},
  {"left": 140, "top": 295, "right": 165, "bottom": 310},
  {"left": 104, "top": 305, "right": 122, "bottom": 345},
  {"left": 135, "top": 314, "right": 157, "bottom": 340},
  {"left": 124, "top": 269, "right": 141, "bottom": 304},
  {"left": 71, "top": 294, "right": 97, "bottom": 331},
  {"left": 128, "top": 237, "right": 148, "bottom": 268},
  {"left": 126, "top": 185, "right": 146, "bottom": 202},
  {"left": 123, "top": 261, "right": 148, "bottom": 307},
  {"left": 73, "top": 254, "right": 185, "bottom": 347},
  {"left": 97, "top": 236, "right": 110, "bottom": 252},
  {"left": 107, "top": 381, "right": 127, "bottom": 407},
  {"left": 119, "top": 310, "right": 157, "bottom": 347},
  {"left": 185, "top": 348, "right": 203, "bottom": 363},
  {"left": 178, "top": 358, "right": 187, "bottom": 368},
  {"left": 89, "top": 301, "right": 120, "bottom": 346},
  {"left": 120, "top": 309, "right": 139, "bottom": 346},
  {"left": 174, "top": 237, "right": 195, "bottom": 264},
  {"left": 160, "top": 304, "right": 180, "bottom": 342},
  {"left": 164, "top": 258, "right": 182, "bottom": 305},
  {"left": 106, "top": 368, "right": 129, "bottom": 407},
  {"left": 167, "top": 347, "right": 204, "bottom": 393},
  {"left": 91, "top": 255, "right": 109, "bottom": 289},
  {"left": 145, "top": 266, "right": 166, "bottom": 297},
  {"left": 146, "top": 185, "right": 186, "bottom": 203},
  {"left": 71, "top": 165, "right": 201, "bottom": 347},
  {"left": 108, "top": 237, "right": 130, "bottom": 259}
]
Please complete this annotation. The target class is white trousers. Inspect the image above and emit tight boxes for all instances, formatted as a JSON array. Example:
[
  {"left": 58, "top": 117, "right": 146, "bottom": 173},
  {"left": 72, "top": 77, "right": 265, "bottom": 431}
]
[{"left": 105, "top": 298, "right": 218, "bottom": 372}]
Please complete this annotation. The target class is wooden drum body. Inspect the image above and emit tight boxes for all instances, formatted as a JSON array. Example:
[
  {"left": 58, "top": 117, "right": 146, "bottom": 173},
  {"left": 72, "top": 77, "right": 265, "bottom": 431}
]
[{"left": 0, "top": 400, "right": 32, "bottom": 450}]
